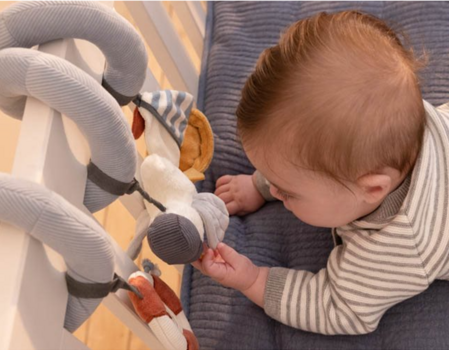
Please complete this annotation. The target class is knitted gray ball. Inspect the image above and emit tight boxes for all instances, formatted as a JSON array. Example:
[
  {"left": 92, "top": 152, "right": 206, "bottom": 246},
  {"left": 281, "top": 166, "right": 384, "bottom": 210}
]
[{"left": 148, "top": 213, "right": 203, "bottom": 264}]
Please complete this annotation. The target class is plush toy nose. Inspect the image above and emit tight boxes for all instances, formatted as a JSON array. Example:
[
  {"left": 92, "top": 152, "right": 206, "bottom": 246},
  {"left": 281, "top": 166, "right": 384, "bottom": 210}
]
[{"left": 148, "top": 213, "right": 203, "bottom": 264}]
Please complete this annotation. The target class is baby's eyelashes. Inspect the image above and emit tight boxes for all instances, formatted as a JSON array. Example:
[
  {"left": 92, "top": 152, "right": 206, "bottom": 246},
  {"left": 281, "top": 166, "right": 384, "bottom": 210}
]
[
  {"left": 270, "top": 185, "right": 295, "bottom": 201},
  {"left": 276, "top": 188, "right": 293, "bottom": 200}
]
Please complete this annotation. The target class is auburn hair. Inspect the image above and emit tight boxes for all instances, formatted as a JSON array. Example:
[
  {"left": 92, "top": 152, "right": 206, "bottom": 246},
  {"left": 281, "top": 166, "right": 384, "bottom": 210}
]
[{"left": 237, "top": 11, "right": 427, "bottom": 182}]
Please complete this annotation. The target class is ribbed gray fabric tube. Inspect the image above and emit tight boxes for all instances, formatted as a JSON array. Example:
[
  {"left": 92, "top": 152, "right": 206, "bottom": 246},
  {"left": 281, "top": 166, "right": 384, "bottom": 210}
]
[
  {"left": 148, "top": 214, "right": 203, "bottom": 264},
  {"left": 0, "top": 48, "right": 137, "bottom": 212},
  {"left": 0, "top": 1, "right": 147, "bottom": 104},
  {"left": 0, "top": 173, "right": 115, "bottom": 332}
]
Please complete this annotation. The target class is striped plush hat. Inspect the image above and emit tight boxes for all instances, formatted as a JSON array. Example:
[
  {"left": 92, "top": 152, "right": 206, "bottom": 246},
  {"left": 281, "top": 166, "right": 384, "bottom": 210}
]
[{"left": 136, "top": 90, "right": 194, "bottom": 148}]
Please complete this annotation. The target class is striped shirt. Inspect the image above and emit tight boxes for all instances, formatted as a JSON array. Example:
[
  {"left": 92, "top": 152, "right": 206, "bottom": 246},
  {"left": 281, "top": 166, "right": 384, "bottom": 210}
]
[{"left": 264, "top": 100, "right": 449, "bottom": 335}]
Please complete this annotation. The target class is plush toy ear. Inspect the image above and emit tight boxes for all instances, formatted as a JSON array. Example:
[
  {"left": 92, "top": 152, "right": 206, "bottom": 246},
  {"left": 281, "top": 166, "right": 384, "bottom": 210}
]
[
  {"left": 132, "top": 107, "right": 145, "bottom": 139},
  {"left": 179, "top": 109, "right": 214, "bottom": 182},
  {"left": 192, "top": 193, "right": 229, "bottom": 249}
]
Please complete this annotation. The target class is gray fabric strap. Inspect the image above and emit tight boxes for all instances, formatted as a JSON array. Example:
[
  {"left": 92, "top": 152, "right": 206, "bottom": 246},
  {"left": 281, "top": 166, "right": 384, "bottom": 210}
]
[
  {"left": 87, "top": 161, "right": 166, "bottom": 212},
  {"left": 102, "top": 77, "right": 137, "bottom": 106},
  {"left": 66, "top": 273, "right": 143, "bottom": 299},
  {"left": 134, "top": 95, "right": 182, "bottom": 148}
]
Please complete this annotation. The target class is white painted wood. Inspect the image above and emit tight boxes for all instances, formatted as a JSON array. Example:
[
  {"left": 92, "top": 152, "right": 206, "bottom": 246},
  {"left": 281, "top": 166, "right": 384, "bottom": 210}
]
[
  {"left": 187, "top": 1, "right": 206, "bottom": 38},
  {"left": 172, "top": 1, "right": 205, "bottom": 58},
  {"left": 142, "top": 67, "right": 161, "bottom": 93},
  {"left": 121, "top": 69, "right": 156, "bottom": 220},
  {"left": 119, "top": 154, "right": 145, "bottom": 220},
  {"left": 0, "top": 37, "right": 99, "bottom": 350},
  {"left": 61, "top": 329, "right": 90, "bottom": 350},
  {"left": 0, "top": 29, "right": 114, "bottom": 350},
  {"left": 125, "top": 1, "right": 199, "bottom": 95}
]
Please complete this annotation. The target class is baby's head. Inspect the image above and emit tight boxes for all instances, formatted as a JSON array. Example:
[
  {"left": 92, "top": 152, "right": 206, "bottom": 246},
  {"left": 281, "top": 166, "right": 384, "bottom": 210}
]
[{"left": 237, "top": 11, "right": 426, "bottom": 227}]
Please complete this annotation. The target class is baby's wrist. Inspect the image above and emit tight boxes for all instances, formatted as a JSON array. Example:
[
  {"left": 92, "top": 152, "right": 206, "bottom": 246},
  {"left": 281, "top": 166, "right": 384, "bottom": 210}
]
[
  {"left": 240, "top": 266, "right": 269, "bottom": 308},
  {"left": 240, "top": 264, "right": 261, "bottom": 292}
]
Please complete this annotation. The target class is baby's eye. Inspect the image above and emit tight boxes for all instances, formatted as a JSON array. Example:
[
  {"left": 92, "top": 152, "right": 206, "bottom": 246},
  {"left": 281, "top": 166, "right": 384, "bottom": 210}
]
[{"left": 277, "top": 188, "right": 293, "bottom": 200}]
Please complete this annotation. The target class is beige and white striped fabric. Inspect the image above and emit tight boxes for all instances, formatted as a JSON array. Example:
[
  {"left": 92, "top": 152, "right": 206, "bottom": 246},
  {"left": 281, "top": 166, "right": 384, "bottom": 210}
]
[{"left": 264, "top": 100, "right": 449, "bottom": 335}]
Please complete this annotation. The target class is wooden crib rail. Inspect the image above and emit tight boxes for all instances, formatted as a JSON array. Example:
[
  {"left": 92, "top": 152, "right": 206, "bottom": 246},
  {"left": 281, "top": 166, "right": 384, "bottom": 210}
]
[{"left": 0, "top": 1, "right": 206, "bottom": 349}]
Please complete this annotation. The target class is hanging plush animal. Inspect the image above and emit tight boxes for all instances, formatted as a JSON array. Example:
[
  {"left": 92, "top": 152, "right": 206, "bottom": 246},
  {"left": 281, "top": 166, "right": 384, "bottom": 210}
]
[
  {"left": 128, "top": 260, "right": 198, "bottom": 350},
  {"left": 127, "top": 90, "right": 229, "bottom": 264}
]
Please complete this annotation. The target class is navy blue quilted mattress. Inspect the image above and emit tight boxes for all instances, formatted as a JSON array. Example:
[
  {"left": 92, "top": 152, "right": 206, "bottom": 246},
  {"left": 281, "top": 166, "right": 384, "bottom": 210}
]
[{"left": 181, "top": 2, "right": 449, "bottom": 349}]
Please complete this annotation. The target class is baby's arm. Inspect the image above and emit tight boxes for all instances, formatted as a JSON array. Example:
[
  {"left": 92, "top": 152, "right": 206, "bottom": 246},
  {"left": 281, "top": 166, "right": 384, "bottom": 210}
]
[
  {"left": 215, "top": 171, "right": 276, "bottom": 216},
  {"left": 193, "top": 239, "right": 430, "bottom": 335}
]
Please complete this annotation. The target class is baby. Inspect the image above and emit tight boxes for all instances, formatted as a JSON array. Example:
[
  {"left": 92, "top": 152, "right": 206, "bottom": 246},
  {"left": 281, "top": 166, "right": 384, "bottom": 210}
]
[{"left": 193, "top": 10, "right": 449, "bottom": 335}]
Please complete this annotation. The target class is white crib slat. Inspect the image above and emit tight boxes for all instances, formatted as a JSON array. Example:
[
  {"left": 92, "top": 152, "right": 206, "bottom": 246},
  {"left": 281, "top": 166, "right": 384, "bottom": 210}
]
[
  {"left": 61, "top": 329, "right": 90, "bottom": 350},
  {"left": 119, "top": 154, "right": 145, "bottom": 220},
  {"left": 125, "top": 1, "right": 199, "bottom": 95},
  {"left": 0, "top": 223, "right": 68, "bottom": 350},
  {"left": 187, "top": 1, "right": 206, "bottom": 38},
  {"left": 0, "top": 38, "right": 93, "bottom": 350},
  {"left": 120, "top": 68, "right": 158, "bottom": 220},
  {"left": 142, "top": 67, "right": 160, "bottom": 93},
  {"left": 171, "top": 1, "right": 205, "bottom": 58}
]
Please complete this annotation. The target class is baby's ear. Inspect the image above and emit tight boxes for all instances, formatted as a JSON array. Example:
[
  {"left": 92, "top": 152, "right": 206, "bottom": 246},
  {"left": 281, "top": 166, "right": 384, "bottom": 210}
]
[{"left": 356, "top": 172, "right": 392, "bottom": 204}]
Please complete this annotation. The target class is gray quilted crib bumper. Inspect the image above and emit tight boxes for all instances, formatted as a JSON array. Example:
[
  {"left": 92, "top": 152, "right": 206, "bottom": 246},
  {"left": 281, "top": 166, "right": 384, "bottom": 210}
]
[{"left": 181, "top": 2, "right": 449, "bottom": 349}]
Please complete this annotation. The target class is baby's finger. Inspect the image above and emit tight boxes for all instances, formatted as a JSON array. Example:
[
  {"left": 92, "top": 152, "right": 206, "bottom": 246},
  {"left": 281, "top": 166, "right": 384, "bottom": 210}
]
[
  {"left": 202, "top": 249, "right": 224, "bottom": 276},
  {"left": 217, "top": 192, "right": 233, "bottom": 204},
  {"left": 201, "top": 248, "right": 215, "bottom": 268},
  {"left": 226, "top": 201, "right": 240, "bottom": 216},
  {"left": 214, "top": 184, "right": 230, "bottom": 197},
  {"left": 213, "top": 250, "right": 225, "bottom": 263},
  {"left": 191, "top": 260, "right": 203, "bottom": 272},
  {"left": 216, "top": 175, "right": 233, "bottom": 187},
  {"left": 203, "top": 252, "right": 228, "bottom": 280},
  {"left": 216, "top": 243, "right": 241, "bottom": 267}
]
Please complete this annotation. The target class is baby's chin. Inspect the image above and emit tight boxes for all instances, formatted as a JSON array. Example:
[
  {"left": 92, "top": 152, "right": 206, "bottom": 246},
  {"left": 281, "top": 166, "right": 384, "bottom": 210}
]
[{"left": 291, "top": 211, "right": 349, "bottom": 228}]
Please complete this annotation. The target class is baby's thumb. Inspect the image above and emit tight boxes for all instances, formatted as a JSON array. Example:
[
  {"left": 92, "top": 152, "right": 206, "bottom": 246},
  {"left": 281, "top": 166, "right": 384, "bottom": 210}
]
[{"left": 217, "top": 243, "right": 239, "bottom": 264}]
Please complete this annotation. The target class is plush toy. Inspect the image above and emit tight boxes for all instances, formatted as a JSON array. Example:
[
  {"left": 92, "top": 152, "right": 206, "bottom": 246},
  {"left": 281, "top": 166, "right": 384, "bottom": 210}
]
[
  {"left": 128, "top": 260, "right": 199, "bottom": 350},
  {"left": 127, "top": 90, "right": 229, "bottom": 265}
]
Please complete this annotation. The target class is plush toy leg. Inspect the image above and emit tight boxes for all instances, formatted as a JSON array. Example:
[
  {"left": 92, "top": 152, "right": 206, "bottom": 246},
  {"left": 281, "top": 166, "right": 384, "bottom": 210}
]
[
  {"left": 128, "top": 272, "right": 193, "bottom": 350},
  {"left": 148, "top": 213, "right": 203, "bottom": 264},
  {"left": 128, "top": 273, "right": 167, "bottom": 323},
  {"left": 183, "top": 329, "right": 199, "bottom": 350},
  {"left": 153, "top": 275, "right": 182, "bottom": 314},
  {"left": 152, "top": 275, "right": 199, "bottom": 350}
]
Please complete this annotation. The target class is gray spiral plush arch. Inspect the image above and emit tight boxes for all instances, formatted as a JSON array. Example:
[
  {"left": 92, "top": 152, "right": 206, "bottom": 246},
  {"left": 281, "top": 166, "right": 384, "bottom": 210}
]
[
  {"left": 0, "top": 48, "right": 137, "bottom": 212},
  {"left": 0, "top": 173, "right": 115, "bottom": 332},
  {"left": 0, "top": 1, "right": 148, "bottom": 105}
]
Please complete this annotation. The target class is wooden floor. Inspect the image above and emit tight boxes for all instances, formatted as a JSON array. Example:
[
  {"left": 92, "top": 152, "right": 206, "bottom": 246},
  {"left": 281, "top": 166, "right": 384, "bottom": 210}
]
[{"left": 0, "top": 1, "right": 204, "bottom": 349}]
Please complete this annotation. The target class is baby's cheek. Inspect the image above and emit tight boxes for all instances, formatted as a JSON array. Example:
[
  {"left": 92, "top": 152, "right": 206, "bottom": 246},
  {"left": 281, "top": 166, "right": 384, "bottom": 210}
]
[
  {"left": 289, "top": 201, "right": 308, "bottom": 217},
  {"left": 290, "top": 202, "right": 323, "bottom": 225}
]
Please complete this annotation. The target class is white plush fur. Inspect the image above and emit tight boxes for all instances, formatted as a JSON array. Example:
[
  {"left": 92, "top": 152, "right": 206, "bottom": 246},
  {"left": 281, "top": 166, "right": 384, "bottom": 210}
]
[{"left": 141, "top": 154, "right": 204, "bottom": 239}]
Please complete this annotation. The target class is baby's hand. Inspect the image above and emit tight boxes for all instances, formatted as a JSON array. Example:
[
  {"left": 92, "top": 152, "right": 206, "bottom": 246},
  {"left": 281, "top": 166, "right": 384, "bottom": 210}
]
[
  {"left": 215, "top": 175, "right": 265, "bottom": 216},
  {"left": 192, "top": 243, "right": 260, "bottom": 292}
]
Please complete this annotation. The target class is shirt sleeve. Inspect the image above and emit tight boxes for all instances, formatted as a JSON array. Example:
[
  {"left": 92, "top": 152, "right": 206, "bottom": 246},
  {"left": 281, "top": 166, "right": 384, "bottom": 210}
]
[
  {"left": 264, "top": 231, "right": 430, "bottom": 335},
  {"left": 252, "top": 170, "right": 277, "bottom": 202}
]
